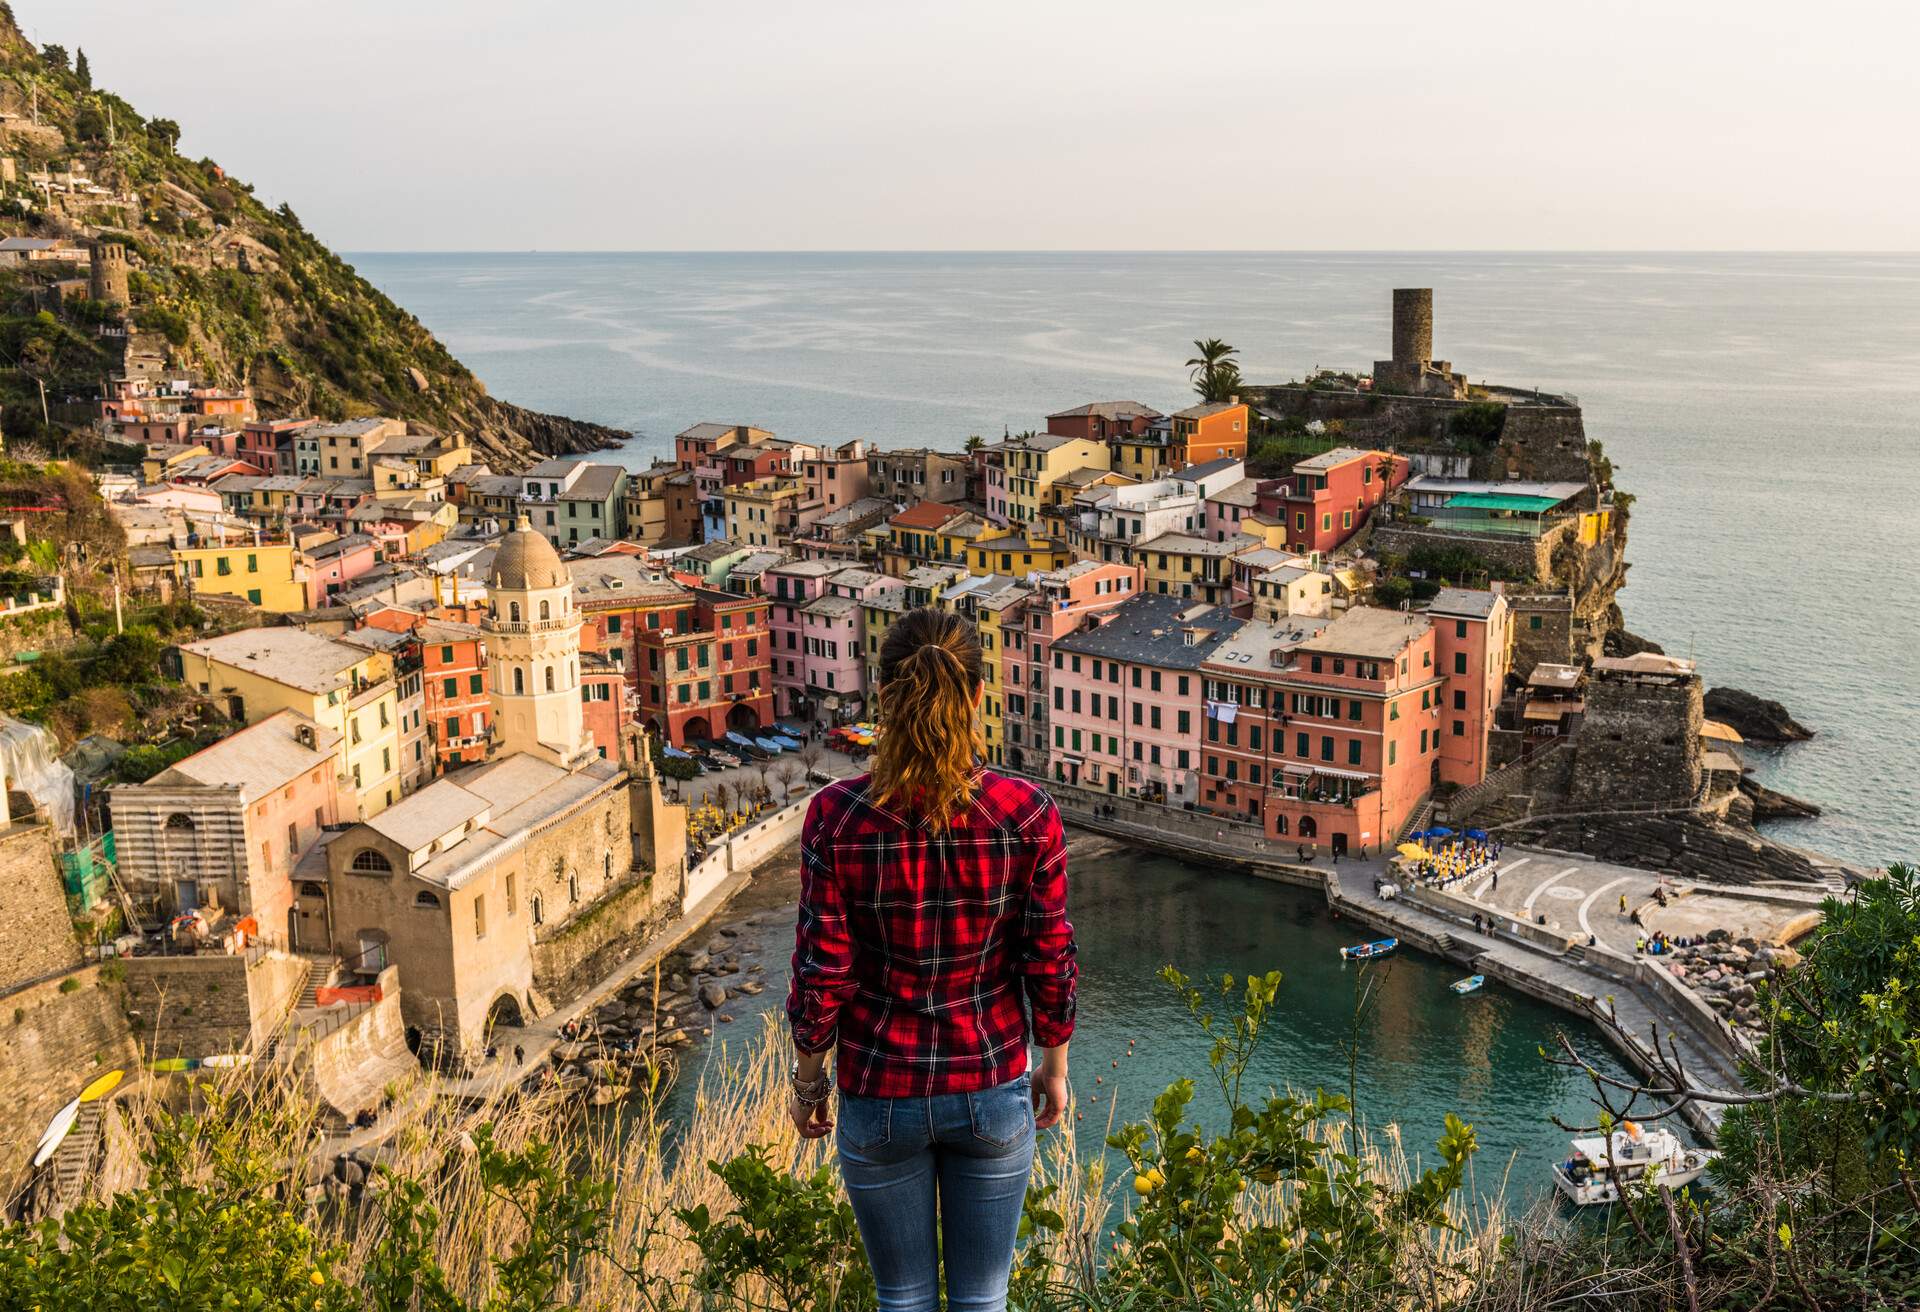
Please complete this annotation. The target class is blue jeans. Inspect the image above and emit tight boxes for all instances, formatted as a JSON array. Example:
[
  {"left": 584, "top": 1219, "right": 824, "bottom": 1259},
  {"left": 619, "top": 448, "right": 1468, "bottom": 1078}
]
[{"left": 836, "top": 1072, "right": 1036, "bottom": 1312}]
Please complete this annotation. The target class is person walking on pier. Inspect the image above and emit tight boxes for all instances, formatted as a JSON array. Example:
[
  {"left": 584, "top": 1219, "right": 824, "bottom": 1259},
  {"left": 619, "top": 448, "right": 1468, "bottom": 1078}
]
[{"left": 787, "top": 607, "right": 1076, "bottom": 1312}]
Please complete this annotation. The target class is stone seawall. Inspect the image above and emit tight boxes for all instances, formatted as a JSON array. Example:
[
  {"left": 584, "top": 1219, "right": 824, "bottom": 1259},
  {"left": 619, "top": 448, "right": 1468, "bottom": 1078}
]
[
  {"left": 1372, "top": 518, "right": 1572, "bottom": 585},
  {"left": 1518, "top": 814, "right": 1827, "bottom": 885},
  {"left": 0, "top": 964, "right": 140, "bottom": 1204},
  {"left": 531, "top": 870, "right": 669, "bottom": 1005}
]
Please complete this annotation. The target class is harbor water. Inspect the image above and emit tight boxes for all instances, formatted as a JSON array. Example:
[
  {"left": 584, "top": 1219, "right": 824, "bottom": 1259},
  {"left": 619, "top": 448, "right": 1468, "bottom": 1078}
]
[{"left": 662, "top": 837, "right": 1644, "bottom": 1208}]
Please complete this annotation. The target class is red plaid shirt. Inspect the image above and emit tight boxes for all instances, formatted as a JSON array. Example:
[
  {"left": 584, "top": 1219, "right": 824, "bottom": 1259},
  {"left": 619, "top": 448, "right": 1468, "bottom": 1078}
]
[{"left": 786, "top": 769, "right": 1077, "bottom": 1097}]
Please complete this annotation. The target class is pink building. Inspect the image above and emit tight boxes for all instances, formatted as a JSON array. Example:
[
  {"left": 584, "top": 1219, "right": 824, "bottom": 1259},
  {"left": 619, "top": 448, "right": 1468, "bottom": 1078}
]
[
  {"left": 581, "top": 654, "right": 634, "bottom": 765},
  {"left": 108, "top": 710, "right": 347, "bottom": 942},
  {"left": 1429, "top": 587, "right": 1513, "bottom": 789},
  {"left": 1204, "top": 477, "right": 1262, "bottom": 543},
  {"left": 767, "top": 560, "right": 846, "bottom": 718},
  {"left": 799, "top": 439, "right": 873, "bottom": 512},
  {"left": 302, "top": 533, "right": 381, "bottom": 606},
  {"left": 998, "top": 560, "right": 1142, "bottom": 778},
  {"left": 1045, "top": 594, "right": 1243, "bottom": 803},
  {"left": 800, "top": 567, "right": 902, "bottom": 723}
]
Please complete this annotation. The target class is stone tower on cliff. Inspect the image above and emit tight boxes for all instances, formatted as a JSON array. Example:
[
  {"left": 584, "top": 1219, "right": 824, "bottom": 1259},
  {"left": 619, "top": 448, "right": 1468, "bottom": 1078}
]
[
  {"left": 89, "top": 240, "right": 129, "bottom": 308},
  {"left": 1373, "top": 288, "right": 1468, "bottom": 399},
  {"left": 484, "top": 516, "right": 594, "bottom": 768}
]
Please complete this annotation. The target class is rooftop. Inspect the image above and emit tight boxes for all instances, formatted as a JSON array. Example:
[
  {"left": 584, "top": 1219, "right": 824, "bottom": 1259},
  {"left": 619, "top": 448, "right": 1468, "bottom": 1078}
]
[
  {"left": 1292, "top": 446, "right": 1380, "bottom": 472},
  {"left": 1204, "top": 614, "right": 1335, "bottom": 671},
  {"left": 1047, "top": 400, "right": 1164, "bottom": 421},
  {"left": 570, "top": 555, "right": 686, "bottom": 606},
  {"left": 306, "top": 418, "right": 394, "bottom": 440},
  {"left": 1593, "top": 653, "right": 1698, "bottom": 679},
  {"left": 1171, "top": 457, "right": 1243, "bottom": 485},
  {"left": 1052, "top": 594, "right": 1243, "bottom": 670},
  {"left": 365, "top": 777, "right": 493, "bottom": 853},
  {"left": 889, "top": 501, "right": 973, "bottom": 531},
  {"left": 677, "top": 421, "right": 764, "bottom": 443},
  {"left": 1528, "top": 663, "right": 1582, "bottom": 690},
  {"left": 1209, "top": 477, "right": 1262, "bottom": 508},
  {"left": 1295, "top": 606, "right": 1429, "bottom": 661},
  {"left": 147, "top": 710, "right": 341, "bottom": 804},
  {"left": 561, "top": 464, "right": 626, "bottom": 500},
  {"left": 180, "top": 627, "right": 377, "bottom": 694},
  {"left": 1404, "top": 476, "right": 1586, "bottom": 502},
  {"left": 802, "top": 593, "right": 860, "bottom": 619},
  {"left": 1426, "top": 587, "right": 1503, "bottom": 620},
  {"left": 1136, "top": 531, "right": 1248, "bottom": 557},
  {"left": 1171, "top": 401, "right": 1244, "bottom": 421}
]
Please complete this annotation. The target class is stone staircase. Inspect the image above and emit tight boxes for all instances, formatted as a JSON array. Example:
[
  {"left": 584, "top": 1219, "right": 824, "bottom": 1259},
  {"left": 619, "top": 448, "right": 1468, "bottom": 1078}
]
[
  {"left": 1430, "top": 930, "right": 1455, "bottom": 955},
  {"left": 46, "top": 1103, "right": 103, "bottom": 1210},
  {"left": 297, "top": 956, "right": 333, "bottom": 1010},
  {"left": 1395, "top": 797, "right": 1434, "bottom": 845}
]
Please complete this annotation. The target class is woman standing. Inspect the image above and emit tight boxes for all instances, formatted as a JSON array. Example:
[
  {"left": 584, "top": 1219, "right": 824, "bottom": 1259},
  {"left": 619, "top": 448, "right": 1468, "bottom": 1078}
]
[{"left": 787, "top": 607, "right": 1076, "bottom": 1312}]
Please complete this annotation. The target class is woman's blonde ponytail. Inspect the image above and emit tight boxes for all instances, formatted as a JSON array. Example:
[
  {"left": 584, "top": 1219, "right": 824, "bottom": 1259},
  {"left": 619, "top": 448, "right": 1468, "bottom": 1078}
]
[{"left": 870, "top": 607, "right": 985, "bottom": 830}]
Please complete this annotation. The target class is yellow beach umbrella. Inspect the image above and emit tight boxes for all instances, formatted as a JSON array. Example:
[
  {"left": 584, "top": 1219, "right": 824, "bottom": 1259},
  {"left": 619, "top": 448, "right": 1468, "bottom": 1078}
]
[{"left": 1396, "top": 842, "right": 1429, "bottom": 861}]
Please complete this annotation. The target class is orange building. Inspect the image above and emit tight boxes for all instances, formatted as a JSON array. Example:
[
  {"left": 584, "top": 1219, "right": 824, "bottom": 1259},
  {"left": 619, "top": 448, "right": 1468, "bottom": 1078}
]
[
  {"left": 1429, "top": 587, "right": 1513, "bottom": 789},
  {"left": 1169, "top": 401, "right": 1249, "bottom": 466},
  {"left": 1199, "top": 607, "right": 1449, "bottom": 854}
]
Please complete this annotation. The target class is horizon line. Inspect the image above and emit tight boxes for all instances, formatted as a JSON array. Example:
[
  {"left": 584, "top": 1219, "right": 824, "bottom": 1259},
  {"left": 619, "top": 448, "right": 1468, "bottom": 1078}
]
[{"left": 338, "top": 247, "right": 1920, "bottom": 258}]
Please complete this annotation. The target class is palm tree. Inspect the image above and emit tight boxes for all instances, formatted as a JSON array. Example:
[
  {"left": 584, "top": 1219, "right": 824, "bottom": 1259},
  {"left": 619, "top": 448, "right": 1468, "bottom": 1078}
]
[
  {"left": 964, "top": 434, "right": 985, "bottom": 453},
  {"left": 1185, "top": 339, "right": 1241, "bottom": 402}
]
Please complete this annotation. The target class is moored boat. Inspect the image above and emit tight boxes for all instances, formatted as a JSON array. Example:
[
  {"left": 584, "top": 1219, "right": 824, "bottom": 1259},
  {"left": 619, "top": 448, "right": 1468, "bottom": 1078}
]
[
  {"left": 1451, "top": 974, "right": 1485, "bottom": 994},
  {"left": 1552, "top": 1123, "right": 1717, "bottom": 1205},
  {"left": 1340, "top": 938, "right": 1397, "bottom": 961}
]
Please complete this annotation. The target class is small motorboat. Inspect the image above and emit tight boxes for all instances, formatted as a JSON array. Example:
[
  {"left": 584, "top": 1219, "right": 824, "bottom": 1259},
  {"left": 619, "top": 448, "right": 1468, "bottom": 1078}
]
[
  {"left": 1551, "top": 1123, "right": 1717, "bottom": 1205},
  {"left": 1340, "top": 938, "right": 1398, "bottom": 961},
  {"left": 1451, "top": 974, "right": 1485, "bottom": 995}
]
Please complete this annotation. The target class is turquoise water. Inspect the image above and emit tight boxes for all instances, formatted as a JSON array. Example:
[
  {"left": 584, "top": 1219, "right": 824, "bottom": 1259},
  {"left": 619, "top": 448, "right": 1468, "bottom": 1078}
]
[
  {"left": 356, "top": 251, "right": 1920, "bottom": 871},
  {"left": 663, "top": 843, "right": 1641, "bottom": 1208}
]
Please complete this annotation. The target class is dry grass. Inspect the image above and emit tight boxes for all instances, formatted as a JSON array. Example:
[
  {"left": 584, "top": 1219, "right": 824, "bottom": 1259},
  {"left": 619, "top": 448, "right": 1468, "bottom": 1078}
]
[{"left": 77, "top": 1016, "right": 1517, "bottom": 1310}]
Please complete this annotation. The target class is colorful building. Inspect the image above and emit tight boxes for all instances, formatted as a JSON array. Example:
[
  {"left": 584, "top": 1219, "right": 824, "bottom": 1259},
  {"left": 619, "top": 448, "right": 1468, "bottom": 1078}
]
[
  {"left": 966, "top": 531, "right": 1074, "bottom": 579},
  {"left": 989, "top": 431, "right": 1110, "bottom": 527},
  {"left": 997, "top": 560, "right": 1143, "bottom": 778},
  {"left": 1263, "top": 448, "right": 1406, "bottom": 556},
  {"left": 174, "top": 541, "right": 310, "bottom": 612},
  {"left": 1428, "top": 587, "right": 1514, "bottom": 789},
  {"left": 1169, "top": 401, "right": 1249, "bottom": 466},
  {"left": 633, "top": 588, "right": 772, "bottom": 747},
  {"left": 882, "top": 501, "right": 986, "bottom": 574},
  {"left": 1046, "top": 594, "right": 1242, "bottom": 802},
  {"left": 1197, "top": 607, "right": 1450, "bottom": 854},
  {"left": 1135, "top": 532, "right": 1248, "bottom": 605},
  {"left": 178, "top": 627, "right": 405, "bottom": 818}
]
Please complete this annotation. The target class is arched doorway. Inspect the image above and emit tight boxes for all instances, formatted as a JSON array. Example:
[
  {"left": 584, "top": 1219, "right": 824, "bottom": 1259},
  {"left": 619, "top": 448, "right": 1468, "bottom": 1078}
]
[
  {"left": 682, "top": 715, "right": 712, "bottom": 745},
  {"left": 1298, "top": 815, "right": 1318, "bottom": 839},
  {"left": 485, "top": 992, "right": 526, "bottom": 1036},
  {"left": 726, "top": 702, "right": 761, "bottom": 734}
]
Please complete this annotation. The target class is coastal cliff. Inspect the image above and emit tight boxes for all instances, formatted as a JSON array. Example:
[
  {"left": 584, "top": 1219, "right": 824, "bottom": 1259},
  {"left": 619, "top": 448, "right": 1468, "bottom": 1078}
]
[{"left": 0, "top": 4, "right": 620, "bottom": 471}]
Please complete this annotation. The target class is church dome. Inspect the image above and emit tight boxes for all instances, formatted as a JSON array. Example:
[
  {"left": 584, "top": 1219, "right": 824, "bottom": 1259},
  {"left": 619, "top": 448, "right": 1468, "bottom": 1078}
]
[{"left": 489, "top": 516, "right": 570, "bottom": 592}]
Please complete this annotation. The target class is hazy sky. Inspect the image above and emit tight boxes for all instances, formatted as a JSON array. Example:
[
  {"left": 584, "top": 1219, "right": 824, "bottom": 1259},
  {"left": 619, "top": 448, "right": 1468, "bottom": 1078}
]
[{"left": 28, "top": 1, "right": 1920, "bottom": 252}]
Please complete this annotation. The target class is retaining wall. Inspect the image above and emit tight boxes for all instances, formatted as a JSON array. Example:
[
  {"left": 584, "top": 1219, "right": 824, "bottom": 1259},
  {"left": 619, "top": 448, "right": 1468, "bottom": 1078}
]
[
  {"left": 119, "top": 949, "right": 308, "bottom": 1058},
  {"left": 0, "top": 964, "right": 140, "bottom": 1205},
  {"left": 685, "top": 795, "right": 810, "bottom": 910},
  {"left": 300, "top": 965, "right": 417, "bottom": 1123},
  {"left": 531, "top": 870, "right": 668, "bottom": 1004}
]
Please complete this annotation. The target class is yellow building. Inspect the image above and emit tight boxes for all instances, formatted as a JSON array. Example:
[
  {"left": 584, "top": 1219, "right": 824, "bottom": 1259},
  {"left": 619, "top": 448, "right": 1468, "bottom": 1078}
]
[
  {"left": 973, "top": 581, "right": 1030, "bottom": 766},
  {"left": 723, "top": 478, "right": 806, "bottom": 549},
  {"left": 881, "top": 503, "right": 986, "bottom": 575},
  {"left": 1111, "top": 430, "right": 1175, "bottom": 481},
  {"left": 859, "top": 591, "right": 910, "bottom": 695},
  {"left": 966, "top": 532, "right": 1074, "bottom": 579},
  {"left": 1136, "top": 532, "right": 1247, "bottom": 605},
  {"left": 998, "top": 433, "right": 1109, "bottom": 526},
  {"left": 175, "top": 542, "right": 310, "bottom": 612},
  {"left": 178, "top": 627, "right": 405, "bottom": 818},
  {"left": 140, "top": 443, "right": 212, "bottom": 483}
]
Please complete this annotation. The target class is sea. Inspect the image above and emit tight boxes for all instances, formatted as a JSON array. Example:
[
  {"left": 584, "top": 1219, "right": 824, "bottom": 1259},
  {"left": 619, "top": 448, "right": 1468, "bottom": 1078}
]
[{"left": 352, "top": 251, "right": 1919, "bottom": 873}]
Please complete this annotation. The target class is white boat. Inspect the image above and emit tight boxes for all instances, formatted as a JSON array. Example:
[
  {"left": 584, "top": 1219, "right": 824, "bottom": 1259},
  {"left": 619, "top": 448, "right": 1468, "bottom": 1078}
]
[
  {"left": 1551, "top": 1124, "right": 1717, "bottom": 1205},
  {"left": 1450, "top": 974, "right": 1485, "bottom": 995}
]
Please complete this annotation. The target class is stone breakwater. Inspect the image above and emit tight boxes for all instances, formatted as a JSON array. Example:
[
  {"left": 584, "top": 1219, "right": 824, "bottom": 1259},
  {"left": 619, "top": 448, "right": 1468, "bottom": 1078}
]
[
  {"left": 1649, "top": 931, "right": 1799, "bottom": 1042},
  {"left": 541, "top": 930, "right": 772, "bottom": 1105}
]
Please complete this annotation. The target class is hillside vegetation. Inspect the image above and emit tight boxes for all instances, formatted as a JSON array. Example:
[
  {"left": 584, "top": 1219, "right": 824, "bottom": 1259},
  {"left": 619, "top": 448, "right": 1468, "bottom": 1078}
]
[{"left": 0, "top": 2, "right": 620, "bottom": 470}]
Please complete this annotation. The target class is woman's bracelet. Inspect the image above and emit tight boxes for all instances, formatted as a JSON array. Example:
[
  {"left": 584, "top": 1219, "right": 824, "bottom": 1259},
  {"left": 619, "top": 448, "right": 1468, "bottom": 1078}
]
[{"left": 789, "top": 1060, "right": 832, "bottom": 1107}]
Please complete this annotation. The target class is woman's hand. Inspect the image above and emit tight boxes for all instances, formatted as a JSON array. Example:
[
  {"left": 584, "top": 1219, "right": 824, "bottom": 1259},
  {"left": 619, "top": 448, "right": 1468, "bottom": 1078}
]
[
  {"left": 1032, "top": 1044, "right": 1069, "bottom": 1130},
  {"left": 789, "top": 1049, "right": 832, "bottom": 1138},
  {"left": 789, "top": 1094, "right": 833, "bottom": 1139}
]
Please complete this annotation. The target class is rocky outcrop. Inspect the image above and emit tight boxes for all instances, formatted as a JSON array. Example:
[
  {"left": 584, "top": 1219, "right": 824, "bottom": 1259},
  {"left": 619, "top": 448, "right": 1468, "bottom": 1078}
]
[
  {"left": 1704, "top": 687, "right": 1814, "bottom": 743},
  {"left": 1603, "top": 623, "right": 1665, "bottom": 658},
  {"left": 1738, "top": 775, "right": 1821, "bottom": 821}
]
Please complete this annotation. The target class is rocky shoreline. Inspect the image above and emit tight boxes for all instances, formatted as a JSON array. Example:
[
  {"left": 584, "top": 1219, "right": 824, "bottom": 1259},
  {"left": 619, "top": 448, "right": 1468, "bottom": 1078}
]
[{"left": 1652, "top": 929, "right": 1800, "bottom": 1041}]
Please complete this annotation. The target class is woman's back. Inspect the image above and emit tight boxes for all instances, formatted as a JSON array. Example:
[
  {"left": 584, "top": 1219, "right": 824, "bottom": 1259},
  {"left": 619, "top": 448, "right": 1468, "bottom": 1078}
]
[{"left": 790, "top": 766, "right": 1074, "bottom": 1098}]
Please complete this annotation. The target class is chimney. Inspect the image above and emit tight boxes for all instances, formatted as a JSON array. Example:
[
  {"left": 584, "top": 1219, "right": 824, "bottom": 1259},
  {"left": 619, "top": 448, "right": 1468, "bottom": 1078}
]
[{"left": 1229, "top": 395, "right": 1239, "bottom": 405}]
